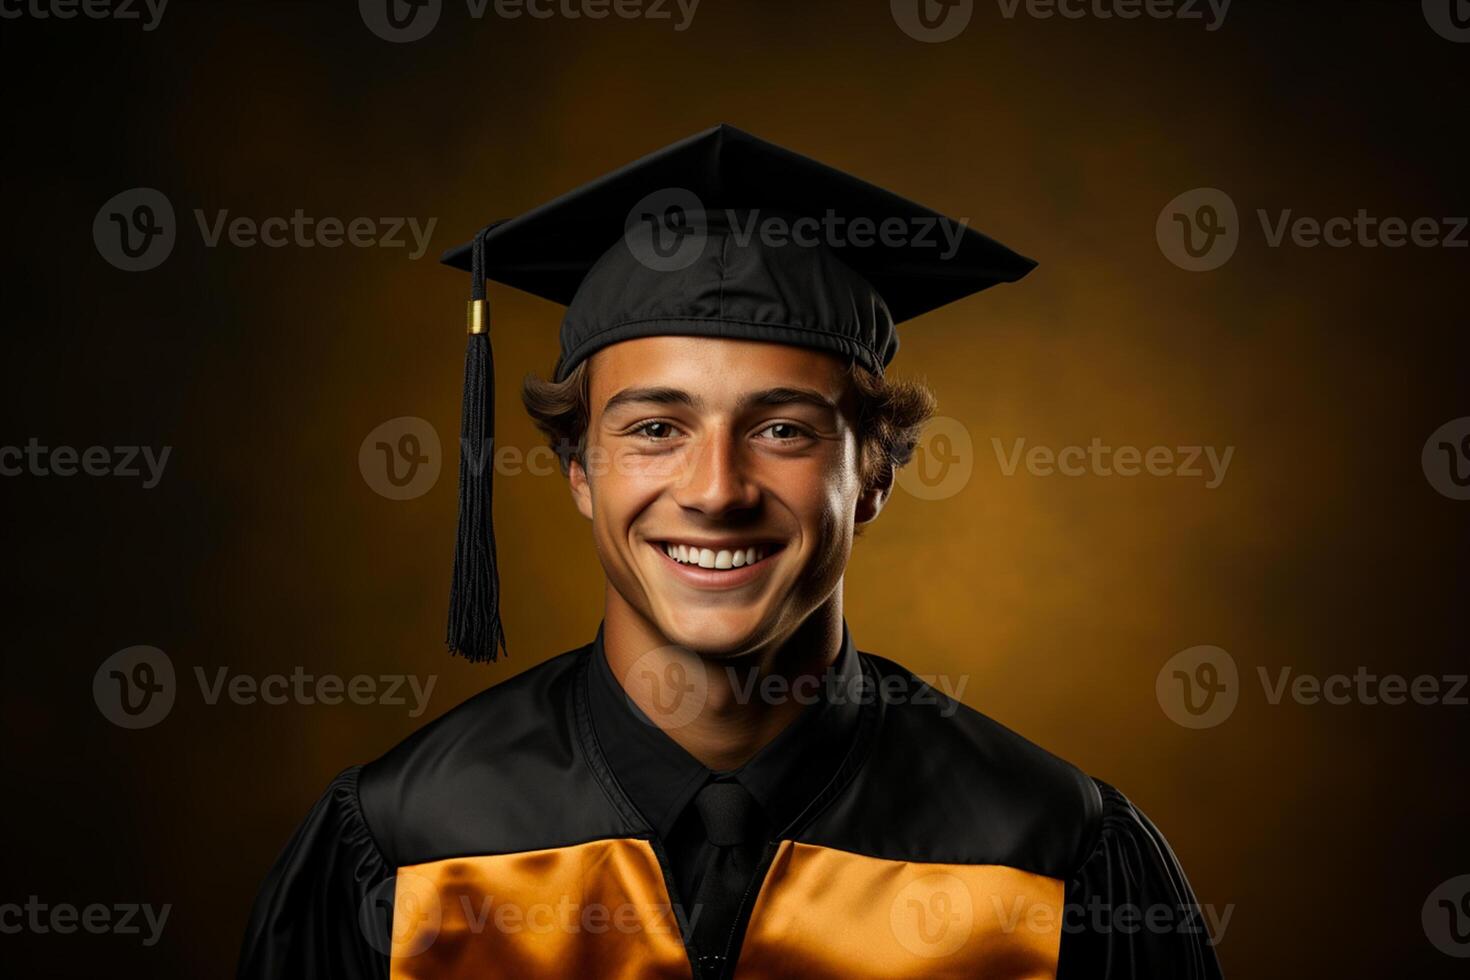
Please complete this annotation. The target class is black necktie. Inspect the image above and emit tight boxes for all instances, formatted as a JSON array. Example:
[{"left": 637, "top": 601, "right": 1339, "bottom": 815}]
[{"left": 688, "top": 778, "right": 768, "bottom": 978}]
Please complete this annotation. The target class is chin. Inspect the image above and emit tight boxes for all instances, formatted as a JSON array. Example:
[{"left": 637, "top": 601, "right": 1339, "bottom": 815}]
[{"left": 652, "top": 605, "right": 778, "bottom": 660}]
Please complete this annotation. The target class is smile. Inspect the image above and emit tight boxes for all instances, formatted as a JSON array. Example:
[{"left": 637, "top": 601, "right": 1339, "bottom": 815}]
[
  {"left": 658, "top": 542, "right": 778, "bottom": 569},
  {"left": 648, "top": 540, "right": 786, "bottom": 589}
]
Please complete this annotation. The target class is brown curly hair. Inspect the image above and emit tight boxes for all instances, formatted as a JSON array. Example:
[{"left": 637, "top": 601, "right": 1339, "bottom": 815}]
[{"left": 520, "top": 357, "right": 936, "bottom": 498}]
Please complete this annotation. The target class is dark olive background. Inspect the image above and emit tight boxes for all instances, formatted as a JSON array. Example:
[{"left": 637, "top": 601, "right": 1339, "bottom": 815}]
[{"left": 2, "top": 0, "right": 1466, "bottom": 976}]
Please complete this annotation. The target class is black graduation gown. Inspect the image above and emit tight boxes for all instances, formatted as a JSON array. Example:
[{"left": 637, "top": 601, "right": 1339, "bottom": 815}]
[{"left": 238, "top": 635, "right": 1224, "bottom": 979}]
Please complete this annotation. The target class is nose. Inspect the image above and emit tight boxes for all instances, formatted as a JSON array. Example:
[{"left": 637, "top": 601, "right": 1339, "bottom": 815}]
[{"left": 670, "top": 427, "right": 761, "bottom": 518}]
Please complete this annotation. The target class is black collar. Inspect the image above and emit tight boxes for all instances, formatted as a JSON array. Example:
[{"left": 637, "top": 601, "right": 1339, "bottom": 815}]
[{"left": 587, "top": 621, "right": 864, "bottom": 841}]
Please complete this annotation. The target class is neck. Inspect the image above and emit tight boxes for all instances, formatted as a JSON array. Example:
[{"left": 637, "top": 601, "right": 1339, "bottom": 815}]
[{"left": 601, "top": 591, "right": 844, "bottom": 771}]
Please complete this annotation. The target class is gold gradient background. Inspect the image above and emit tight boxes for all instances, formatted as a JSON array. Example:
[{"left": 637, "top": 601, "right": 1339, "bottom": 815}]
[{"left": 2, "top": 0, "right": 1466, "bottom": 976}]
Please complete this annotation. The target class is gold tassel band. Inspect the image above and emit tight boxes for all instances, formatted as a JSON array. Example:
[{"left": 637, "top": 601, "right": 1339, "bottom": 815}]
[{"left": 466, "top": 299, "right": 488, "bottom": 335}]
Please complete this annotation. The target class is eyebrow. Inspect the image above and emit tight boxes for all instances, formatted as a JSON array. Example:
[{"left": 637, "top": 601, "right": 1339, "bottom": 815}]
[{"left": 602, "top": 385, "right": 839, "bottom": 414}]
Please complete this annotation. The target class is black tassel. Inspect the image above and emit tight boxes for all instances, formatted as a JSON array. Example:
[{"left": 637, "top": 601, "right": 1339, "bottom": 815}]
[{"left": 447, "top": 229, "right": 506, "bottom": 662}]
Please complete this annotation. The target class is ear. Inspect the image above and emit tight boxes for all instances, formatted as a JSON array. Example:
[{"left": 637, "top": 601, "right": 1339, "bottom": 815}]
[
  {"left": 854, "top": 467, "right": 895, "bottom": 526},
  {"left": 568, "top": 456, "right": 594, "bottom": 521}
]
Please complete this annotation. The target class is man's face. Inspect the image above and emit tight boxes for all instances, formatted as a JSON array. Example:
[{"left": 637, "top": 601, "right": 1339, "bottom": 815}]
[{"left": 569, "top": 336, "right": 887, "bottom": 658}]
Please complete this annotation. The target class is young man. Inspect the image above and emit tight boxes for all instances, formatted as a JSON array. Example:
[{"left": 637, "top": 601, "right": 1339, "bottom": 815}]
[{"left": 239, "top": 125, "right": 1223, "bottom": 979}]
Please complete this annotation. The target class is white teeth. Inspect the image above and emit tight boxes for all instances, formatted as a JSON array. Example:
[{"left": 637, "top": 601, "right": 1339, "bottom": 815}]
[{"left": 661, "top": 543, "right": 775, "bottom": 568}]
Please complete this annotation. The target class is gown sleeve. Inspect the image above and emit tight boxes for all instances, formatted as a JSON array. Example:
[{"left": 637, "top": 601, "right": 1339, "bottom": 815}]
[
  {"left": 238, "top": 766, "right": 394, "bottom": 980},
  {"left": 1057, "top": 780, "right": 1225, "bottom": 979}
]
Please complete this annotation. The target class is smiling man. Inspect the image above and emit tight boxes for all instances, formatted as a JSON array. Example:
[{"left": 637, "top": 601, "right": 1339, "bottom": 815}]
[{"left": 239, "top": 125, "right": 1223, "bottom": 979}]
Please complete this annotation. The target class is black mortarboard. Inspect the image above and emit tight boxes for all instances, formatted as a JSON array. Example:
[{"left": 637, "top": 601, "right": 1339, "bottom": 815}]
[{"left": 441, "top": 123, "right": 1036, "bottom": 663}]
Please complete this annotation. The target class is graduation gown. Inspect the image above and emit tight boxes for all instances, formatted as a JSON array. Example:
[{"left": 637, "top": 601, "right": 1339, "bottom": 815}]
[{"left": 239, "top": 630, "right": 1224, "bottom": 979}]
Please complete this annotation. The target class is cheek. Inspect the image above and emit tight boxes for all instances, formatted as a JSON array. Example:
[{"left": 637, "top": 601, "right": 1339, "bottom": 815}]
[
  {"left": 587, "top": 452, "right": 669, "bottom": 537},
  {"left": 783, "top": 452, "right": 861, "bottom": 541}
]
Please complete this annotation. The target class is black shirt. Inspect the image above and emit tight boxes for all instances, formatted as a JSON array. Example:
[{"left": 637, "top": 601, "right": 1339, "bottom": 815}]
[{"left": 586, "top": 621, "right": 863, "bottom": 973}]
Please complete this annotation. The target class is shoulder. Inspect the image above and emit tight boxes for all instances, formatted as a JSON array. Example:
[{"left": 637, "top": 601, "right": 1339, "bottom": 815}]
[
  {"left": 365, "top": 645, "right": 587, "bottom": 783},
  {"left": 355, "top": 645, "right": 638, "bottom": 866},
  {"left": 797, "top": 651, "right": 1103, "bottom": 878}
]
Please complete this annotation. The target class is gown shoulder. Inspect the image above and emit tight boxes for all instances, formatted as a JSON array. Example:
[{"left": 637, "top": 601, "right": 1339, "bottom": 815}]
[
  {"left": 237, "top": 766, "right": 392, "bottom": 979},
  {"left": 1058, "top": 781, "right": 1226, "bottom": 978}
]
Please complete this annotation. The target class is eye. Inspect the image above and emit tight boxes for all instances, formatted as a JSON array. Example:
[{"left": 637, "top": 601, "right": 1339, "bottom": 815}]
[
  {"left": 630, "top": 420, "right": 680, "bottom": 441},
  {"left": 756, "top": 422, "right": 811, "bottom": 442}
]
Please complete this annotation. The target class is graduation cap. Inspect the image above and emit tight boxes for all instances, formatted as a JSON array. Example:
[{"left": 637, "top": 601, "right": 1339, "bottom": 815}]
[{"left": 440, "top": 123, "right": 1036, "bottom": 663}]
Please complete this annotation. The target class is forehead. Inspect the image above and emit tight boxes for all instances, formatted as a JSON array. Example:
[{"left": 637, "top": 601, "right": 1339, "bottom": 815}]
[{"left": 586, "top": 336, "right": 852, "bottom": 407}]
